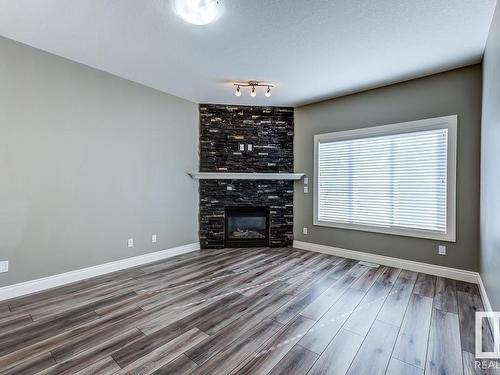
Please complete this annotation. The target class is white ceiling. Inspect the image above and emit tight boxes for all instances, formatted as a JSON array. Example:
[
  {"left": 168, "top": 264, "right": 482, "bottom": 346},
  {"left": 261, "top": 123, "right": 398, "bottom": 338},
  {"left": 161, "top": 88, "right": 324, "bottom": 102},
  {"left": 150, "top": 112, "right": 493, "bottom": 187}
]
[{"left": 0, "top": 0, "right": 496, "bottom": 107}]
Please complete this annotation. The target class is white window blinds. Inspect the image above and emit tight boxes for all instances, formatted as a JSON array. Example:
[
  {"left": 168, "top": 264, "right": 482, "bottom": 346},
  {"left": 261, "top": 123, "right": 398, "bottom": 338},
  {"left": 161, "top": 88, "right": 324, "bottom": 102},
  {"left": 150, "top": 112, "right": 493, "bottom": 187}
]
[{"left": 314, "top": 116, "right": 457, "bottom": 241}]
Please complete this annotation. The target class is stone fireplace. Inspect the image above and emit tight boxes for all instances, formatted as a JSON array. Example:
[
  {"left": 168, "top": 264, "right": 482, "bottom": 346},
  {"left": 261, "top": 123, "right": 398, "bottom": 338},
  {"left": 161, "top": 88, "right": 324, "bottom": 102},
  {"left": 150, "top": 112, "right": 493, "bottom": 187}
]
[{"left": 198, "top": 104, "right": 294, "bottom": 249}]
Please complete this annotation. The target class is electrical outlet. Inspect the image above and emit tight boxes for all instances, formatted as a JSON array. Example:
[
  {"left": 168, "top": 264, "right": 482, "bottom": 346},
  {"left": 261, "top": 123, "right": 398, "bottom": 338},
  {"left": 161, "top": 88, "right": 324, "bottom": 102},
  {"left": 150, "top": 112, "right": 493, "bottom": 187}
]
[
  {"left": 438, "top": 245, "right": 446, "bottom": 255},
  {"left": 0, "top": 261, "right": 8, "bottom": 273},
  {"left": 303, "top": 227, "right": 308, "bottom": 235},
  {"left": 247, "top": 144, "right": 253, "bottom": 151},
  {"left": 239, "top": 144, "right": 245, "bottom": 151},
  {"left": 303, "top": 186, "right": 309, "bottom": 193},
  {"left": 152, "top": 234, "right": 157, "bottom": 243},
  {"left": 128, "top": 238, "right": 134, "bottom": 248},
  {"left": 304, "top": 177, "right": 309, "bottom": 185}
]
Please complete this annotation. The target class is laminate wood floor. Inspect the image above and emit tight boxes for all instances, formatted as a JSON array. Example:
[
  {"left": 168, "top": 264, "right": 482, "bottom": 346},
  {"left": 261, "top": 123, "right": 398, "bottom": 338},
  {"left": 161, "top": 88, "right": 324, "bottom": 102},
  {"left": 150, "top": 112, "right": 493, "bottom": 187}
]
[{"left": 0, "top": 247, "right": 495, "bottom": 374}]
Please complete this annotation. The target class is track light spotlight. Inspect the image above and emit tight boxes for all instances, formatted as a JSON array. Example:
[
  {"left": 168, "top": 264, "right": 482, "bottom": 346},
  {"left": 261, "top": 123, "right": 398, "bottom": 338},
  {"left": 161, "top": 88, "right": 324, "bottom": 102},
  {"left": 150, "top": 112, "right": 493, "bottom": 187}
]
[
  {"left": 235, "top": 85, "right": 241, "bottom": 97},
  {"left": 250, "top": 85, "right": 256, "bottom": 97},
  {"left": 265, "top": 86, "right": 272, "bottom": 97}
]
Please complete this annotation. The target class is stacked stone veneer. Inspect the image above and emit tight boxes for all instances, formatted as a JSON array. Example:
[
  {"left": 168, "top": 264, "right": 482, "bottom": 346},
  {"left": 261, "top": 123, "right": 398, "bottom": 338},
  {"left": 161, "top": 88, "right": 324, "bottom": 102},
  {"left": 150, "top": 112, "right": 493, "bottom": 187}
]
[{"left": 198, "top": 104, "right": 294, "bottom": 249}]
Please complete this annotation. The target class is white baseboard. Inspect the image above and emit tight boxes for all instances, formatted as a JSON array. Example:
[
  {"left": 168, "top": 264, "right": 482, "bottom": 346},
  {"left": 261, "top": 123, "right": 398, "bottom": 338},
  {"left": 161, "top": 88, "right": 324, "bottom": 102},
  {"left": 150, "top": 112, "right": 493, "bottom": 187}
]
[
  {"left": 476, "top": 274, "right": 498, "bottom": 341},
  {"left": 0, "top": 242, "right": 200, "bottom": 302},
  {"left": 477, "top": 274, "right": 494, "bottom": 313},
  {"left": 294, "top": 240, "right": 479, "bottom": 284}
]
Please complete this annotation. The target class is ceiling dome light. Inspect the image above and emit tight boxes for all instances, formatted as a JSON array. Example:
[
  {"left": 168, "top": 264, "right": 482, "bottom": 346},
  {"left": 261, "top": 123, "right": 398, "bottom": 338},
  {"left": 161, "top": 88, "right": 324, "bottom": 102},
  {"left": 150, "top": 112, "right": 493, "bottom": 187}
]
[
  {"left": 235, "top": 85, "right": 241, "bottom": 97},
  {"left": 250, "top": 85, "right": 256, "bottom": 97},
  {"left": 173, "top": 0, "right": 224, "bottom": 26},
  {"left": 265, "top": 86, "right": 272, "bottom": 97}
]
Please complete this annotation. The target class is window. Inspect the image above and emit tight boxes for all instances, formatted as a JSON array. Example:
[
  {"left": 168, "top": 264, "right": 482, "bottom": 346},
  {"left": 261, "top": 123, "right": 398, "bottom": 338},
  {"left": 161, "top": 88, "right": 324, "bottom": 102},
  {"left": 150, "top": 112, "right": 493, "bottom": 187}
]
[{"left": 314, "top": 115, "right": 457, "bottom": 241}]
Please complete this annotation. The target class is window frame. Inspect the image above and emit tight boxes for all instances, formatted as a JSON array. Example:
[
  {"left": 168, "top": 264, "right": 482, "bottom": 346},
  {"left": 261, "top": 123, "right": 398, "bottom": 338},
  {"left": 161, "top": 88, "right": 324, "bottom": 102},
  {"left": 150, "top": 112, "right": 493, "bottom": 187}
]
[{"left": 313, "top": 115, "right": 457, "bottom": 242}]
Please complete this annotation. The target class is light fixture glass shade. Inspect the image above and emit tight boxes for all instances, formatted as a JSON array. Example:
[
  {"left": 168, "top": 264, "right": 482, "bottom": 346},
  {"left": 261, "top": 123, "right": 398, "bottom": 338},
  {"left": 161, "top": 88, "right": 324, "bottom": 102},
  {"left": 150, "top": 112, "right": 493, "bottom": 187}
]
[
  {"left": 173, "top": 0, "right": 223, "bottom": 26},
  {"left": 265, "top": 86, "right": 272, "bottom": 97},
  {"left": 250, "top": 86, "right": 256, "bottom": 97},
  {"left": 235, "top": 86, "right": 241, "bottom": 97}
]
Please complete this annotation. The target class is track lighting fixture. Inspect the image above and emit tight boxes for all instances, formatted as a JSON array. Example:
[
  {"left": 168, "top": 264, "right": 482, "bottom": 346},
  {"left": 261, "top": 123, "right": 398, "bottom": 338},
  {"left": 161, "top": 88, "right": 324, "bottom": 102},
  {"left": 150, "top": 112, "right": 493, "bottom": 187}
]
[{"left": 232, "top": 81, "right": 275, "bottom": 98}]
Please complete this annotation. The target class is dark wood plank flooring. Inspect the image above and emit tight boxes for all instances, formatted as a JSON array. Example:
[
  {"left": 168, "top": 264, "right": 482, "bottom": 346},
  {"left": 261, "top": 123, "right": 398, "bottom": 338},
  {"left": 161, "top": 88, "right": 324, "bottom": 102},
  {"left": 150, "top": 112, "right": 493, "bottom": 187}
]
[{"left": 0, "top": 247, "right": 491, "bottom": 374}]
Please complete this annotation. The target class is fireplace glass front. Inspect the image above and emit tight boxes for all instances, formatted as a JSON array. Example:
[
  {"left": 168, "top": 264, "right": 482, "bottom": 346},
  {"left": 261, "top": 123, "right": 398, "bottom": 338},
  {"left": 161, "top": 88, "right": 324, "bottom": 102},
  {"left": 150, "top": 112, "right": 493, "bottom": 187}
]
[{"left": 224, "top": 207, "right": 270, "bottom": 247}]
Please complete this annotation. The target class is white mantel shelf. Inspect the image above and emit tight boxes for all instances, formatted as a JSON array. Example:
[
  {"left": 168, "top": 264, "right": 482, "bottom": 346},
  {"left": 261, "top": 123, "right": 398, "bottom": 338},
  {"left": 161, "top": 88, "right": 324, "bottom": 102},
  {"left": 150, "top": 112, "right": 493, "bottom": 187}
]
[{"left": 187, "top": 172, "right": 305, "bottom": 180}]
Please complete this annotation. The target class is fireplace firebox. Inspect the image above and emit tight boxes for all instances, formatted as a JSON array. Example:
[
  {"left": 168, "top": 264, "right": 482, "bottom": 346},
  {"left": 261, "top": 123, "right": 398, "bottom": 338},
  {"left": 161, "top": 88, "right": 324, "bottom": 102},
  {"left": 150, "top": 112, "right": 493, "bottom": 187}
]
[{"left": 224, "top": 207, "right": 270, "bottom": 247}]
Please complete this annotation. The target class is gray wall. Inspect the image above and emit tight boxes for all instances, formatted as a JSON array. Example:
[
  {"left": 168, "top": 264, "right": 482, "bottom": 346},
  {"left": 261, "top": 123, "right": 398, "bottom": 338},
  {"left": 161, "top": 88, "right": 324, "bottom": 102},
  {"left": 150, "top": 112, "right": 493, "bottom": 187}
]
[
  {"left": 480, "top": 1, "right": 500, "bottom": 309},
  {"left": 294, "top": 65, "right": 482, "bottom": 271},
  {"left": 0, "top": 36, "right": 199, "bottom": 287}
]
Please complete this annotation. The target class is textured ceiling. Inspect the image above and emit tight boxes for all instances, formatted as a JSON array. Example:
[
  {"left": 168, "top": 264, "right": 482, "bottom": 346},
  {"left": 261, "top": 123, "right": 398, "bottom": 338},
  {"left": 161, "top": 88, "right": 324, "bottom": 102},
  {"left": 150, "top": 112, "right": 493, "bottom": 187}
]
[{"left": 0, "top": 0, "right": 496, "bottom": 106}]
